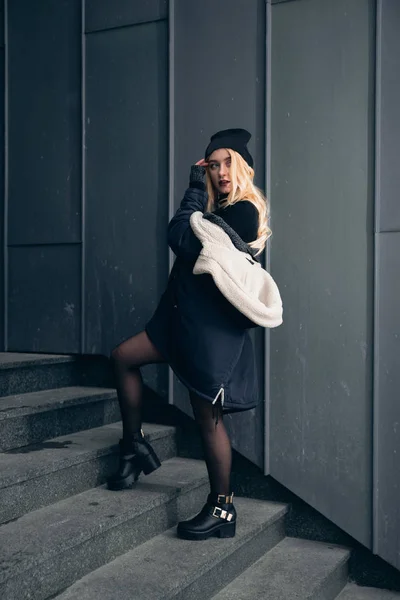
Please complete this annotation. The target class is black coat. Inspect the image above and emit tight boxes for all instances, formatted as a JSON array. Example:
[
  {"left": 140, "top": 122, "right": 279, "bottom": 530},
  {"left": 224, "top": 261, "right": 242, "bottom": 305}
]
[{"left": 145, "top": 166, "right": 261, "bottom": 413}]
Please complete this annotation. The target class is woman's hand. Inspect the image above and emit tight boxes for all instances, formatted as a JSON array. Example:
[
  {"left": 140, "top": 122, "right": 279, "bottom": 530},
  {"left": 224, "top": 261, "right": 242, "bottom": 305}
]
[{"left": 189, "top": 160, "right": 208, "bottom": 188}]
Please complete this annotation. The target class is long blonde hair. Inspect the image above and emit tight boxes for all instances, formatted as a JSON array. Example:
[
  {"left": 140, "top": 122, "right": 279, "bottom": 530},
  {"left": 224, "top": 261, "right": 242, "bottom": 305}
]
[{"left": 205, "top": 149, "right": 271, "bottom": 256}]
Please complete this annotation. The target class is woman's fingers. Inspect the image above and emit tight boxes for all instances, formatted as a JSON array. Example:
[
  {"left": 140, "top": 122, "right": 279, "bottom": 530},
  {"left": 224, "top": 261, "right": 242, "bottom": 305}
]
[{"left": 195, "top": 158, "right": 209, "bottom": 167}]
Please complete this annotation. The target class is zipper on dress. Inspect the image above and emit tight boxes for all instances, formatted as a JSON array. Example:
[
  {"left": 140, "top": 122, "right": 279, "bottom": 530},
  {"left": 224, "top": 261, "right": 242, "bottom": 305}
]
[
  {"left": 211, "top": 387, "right": 224, "bottom": 426},
  {"left": 212, "top": 386, "right": 225, "bottom": 407}
]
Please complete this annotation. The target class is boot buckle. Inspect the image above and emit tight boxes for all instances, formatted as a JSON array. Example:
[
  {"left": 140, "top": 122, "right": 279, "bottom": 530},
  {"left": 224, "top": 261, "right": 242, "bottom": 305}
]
[
  {"left": 212, "top": 506, "right": 233, "bottom": 521},
  {"left": 217, "top": 493, "right": 234, "bottom": 504}
]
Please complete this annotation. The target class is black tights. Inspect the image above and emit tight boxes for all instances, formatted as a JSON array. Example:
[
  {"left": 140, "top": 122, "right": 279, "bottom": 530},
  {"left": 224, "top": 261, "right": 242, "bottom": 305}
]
[
  {"left": 110, "top": 331, "right": 232, "bottom": 496},
  {"left": 189, "top": 392, "right": 232, "bottom": 496}
]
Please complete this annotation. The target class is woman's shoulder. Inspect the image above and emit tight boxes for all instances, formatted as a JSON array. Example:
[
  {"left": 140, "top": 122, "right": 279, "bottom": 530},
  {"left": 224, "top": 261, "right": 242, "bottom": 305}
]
[
  {"left": 215, "top": 200, "right": 259, "bottom": 223},
  {"left": 214, "top": 200, "right": 259, "bottom": 243},
  {"left": 231, "top": 200, "right": 258, "bottom": 215},
  {"left": 217, "top": 199, "right": 258, "bottom": 216}
]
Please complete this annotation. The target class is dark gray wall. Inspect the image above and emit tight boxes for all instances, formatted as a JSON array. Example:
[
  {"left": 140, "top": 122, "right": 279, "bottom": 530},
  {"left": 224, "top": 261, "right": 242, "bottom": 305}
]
[
  {"left": 84, "top": 2, "right": 169, "bottom": 395},
  {"left": 373, "top": 0, "right": 400, "bottom": 571},
  {"left": 2, "top": 0, "right": 169, "bottom": 396},
  {"left": 268, "top": 0, "right": 375, "bottom": 548},
  {"left": 170, "top": 0, "right": 267, "bottom": 467},
  {"left": 85, "top": 0, "right": 168, "bottom": 32},
  {"left": 0, "top": 0, "right": 4, "bottom": 351},
  {"left": 7, "top": 0, "right": 82, "bottom": 352}
]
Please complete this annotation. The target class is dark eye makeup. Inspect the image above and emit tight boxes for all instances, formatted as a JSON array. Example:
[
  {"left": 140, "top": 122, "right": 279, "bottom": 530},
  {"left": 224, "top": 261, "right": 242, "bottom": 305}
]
[{"left": 209, "top": 159, "right": 231, "bottom": 169}]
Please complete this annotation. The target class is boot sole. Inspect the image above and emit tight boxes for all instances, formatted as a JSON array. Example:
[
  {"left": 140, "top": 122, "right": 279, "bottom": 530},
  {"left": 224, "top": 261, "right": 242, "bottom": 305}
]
[
  {"left": 177, "top": 521, "right": 236, "bottom": 540},
  {"left": 140, "top": 452, "right": 162, "bottom": 475},
  {"left": 107, "top": 471, "right": 140, "bottom": 491},
  {"left": 107, "top": 454, "right": 162, "bottom": 491}
]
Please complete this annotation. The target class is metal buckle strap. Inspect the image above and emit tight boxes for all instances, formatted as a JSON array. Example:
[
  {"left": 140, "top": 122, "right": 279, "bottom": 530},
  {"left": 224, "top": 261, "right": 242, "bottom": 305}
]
[
  {"left": 212, "top": 506, "right": 234, "bottom": 521},
  {"left": 217, "top": 493, "right": 234, "bottom": 504}
]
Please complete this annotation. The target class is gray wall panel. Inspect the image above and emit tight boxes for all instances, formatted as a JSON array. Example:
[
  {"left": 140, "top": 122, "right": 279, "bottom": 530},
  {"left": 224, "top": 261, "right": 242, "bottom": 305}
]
[
  {"left": 8, "top": 0, "right": 81, "bottom": 246},
  {"left": 374, "top": 232, "right": 400, "bottom": 570},
  {"left": 85, "top": 21, "right": 169, "bottom": 396},
  {"left": 172, "top": 0, "right": 266, "bottom": 468},
  {"left": 8, "top": 245, "right": 81, "bottom": 353},
  {"left": 269, "top": 0, "right": 374, "bottom": 547},
  {"left": 373, "top": 0, "right": 400, "bottom": 570},
  {"left": 85, "top": 0, "right": 168, "bottom": 33},
  {"left": 375, "top": 0, "right": 400, "bottom": 231},
  {"left": 0, "top": 48, "right": 4, "bottom": 349},
  {"left": 0, "top": 0, "right": 4, "bottom": 47}
]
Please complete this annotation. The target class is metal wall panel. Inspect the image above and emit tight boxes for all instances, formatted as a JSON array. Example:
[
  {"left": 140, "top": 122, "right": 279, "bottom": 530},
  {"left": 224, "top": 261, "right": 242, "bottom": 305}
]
[
  {"left": 172, "top": 0, "right": 267, "bottom": 467},
  {"left": 0, "top": 3, "right": 4, "bottom": 348},
  {"left": 8, "top": 0, "right": 81, "bottom": 246},
  {"left": 269, "top": 0, "right": 375, "bottom": 547},
  {"left": 0, "top": 0, "right": 4, "bottom": 47},
  {"left": 375, "top": 0, "right": 400, "bottom": 232},
  {"left": 373, "top": 0, "right": 400, "bottom": 570},
  {"left": 8, "top": 245, "right": 81, "bottom": 352},
  {"left": 85, "top": 0, "right": 168, "bottom": 33},
  {"left": 374, "top": 233, "right": 400, "bottom": 570},
  {"left": 84, "top": 21, "right": 169, "bottom": 395}
]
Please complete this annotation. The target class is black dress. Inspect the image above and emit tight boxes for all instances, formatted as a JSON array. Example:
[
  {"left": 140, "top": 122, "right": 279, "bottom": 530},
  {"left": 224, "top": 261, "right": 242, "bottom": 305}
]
[{"left": 145, "top": 165, "right": 261, "bottom": 414}]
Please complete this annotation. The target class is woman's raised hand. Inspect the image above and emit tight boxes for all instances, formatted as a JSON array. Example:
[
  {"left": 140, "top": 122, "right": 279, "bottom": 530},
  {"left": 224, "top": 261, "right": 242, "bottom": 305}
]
[{"left": 195, "top": 158, "right": 209, "bottom": 167}]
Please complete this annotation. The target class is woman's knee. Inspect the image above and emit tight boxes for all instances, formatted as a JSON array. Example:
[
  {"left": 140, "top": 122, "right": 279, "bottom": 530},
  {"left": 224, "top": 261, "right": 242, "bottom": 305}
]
[
  {"left": 110, "top": 338, "right": 142, "bottom": 370},
  {"left": 110, "top": 343, "right": 129, "bottom": 369},
  {"left": 110, "top": 330, "right": 162, "bottom": 370}
]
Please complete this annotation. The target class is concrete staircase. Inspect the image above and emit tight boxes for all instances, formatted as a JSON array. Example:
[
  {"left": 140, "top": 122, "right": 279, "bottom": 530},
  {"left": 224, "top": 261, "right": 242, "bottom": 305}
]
[{"left": 0, "top": 352, "right": 399, "bottom": 600}]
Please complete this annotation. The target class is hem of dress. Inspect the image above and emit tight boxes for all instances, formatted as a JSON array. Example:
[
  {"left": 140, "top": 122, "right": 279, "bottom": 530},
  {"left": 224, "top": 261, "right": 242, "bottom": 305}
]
[{"left": 145, "top": 324, "right": 258, "bottom": 414}]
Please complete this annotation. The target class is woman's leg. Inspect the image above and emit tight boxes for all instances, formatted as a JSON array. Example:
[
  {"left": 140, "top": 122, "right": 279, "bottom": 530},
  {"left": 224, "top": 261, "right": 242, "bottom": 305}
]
[
  {"left": 107, "top": 331, "right": 165, "bottom": 490},
  {"left": 189, "top": 393, "right": 232, "bottom": 496},
  {"left": 110, "top": 330, "right": 165, "bottom": 442},
  {"left": 176, "top": 393, "right": 236, "bottom": 540}
]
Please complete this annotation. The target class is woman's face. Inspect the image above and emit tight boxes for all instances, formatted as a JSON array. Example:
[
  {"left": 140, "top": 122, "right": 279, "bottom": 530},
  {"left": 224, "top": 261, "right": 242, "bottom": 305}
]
[{"left": 207, "top": 149, "right": 232, "bottom": 195}]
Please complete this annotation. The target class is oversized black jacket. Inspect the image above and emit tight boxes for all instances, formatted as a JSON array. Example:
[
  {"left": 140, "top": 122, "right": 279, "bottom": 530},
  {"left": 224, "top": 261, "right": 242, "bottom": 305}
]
[{"left": 145, "top": 165, "right": 260, "bottom": 413}]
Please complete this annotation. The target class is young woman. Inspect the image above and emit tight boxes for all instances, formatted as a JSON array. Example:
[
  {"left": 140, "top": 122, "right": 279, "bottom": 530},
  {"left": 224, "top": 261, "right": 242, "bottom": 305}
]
[{"left": 107, "top": 128, "right": 271, "bottom": 541}]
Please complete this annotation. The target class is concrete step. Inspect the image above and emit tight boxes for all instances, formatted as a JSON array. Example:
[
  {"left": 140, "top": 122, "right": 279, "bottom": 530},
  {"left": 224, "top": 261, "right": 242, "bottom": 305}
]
[
  {"left": 53, "top": 497, "right": 288, "bottom": 600},
  {"left": 337, "top": 583, "right": 400, "bottom": 599},
  {"left": 212, "top": 536, "right": 350, "bottom": 600},
  {"left": 0, "top": 456, "right": 210, "bottom": 600},
  {"left": 0, "top": 352, "right": 76, "bottom": 397},
  {"left": 0, "top": 352, "right": 74, "bottom": 368},
  {"left": 0, "top": 385, "right": 119, "bottom": 450},
  {"left": 0, "top": 352, "right": 113, "bottom": 397},
  {"left": 0, "top": 421, "right": 176, "bottom": 525}
]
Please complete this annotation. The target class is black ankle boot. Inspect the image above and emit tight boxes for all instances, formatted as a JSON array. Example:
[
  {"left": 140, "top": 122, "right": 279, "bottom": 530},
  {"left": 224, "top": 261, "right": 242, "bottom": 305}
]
[
  {"left": 107, "top": 428, "right": 161, "bottom": 491},
  {"left": 176, "top": 492, "right": 236, "bottom": 540}
]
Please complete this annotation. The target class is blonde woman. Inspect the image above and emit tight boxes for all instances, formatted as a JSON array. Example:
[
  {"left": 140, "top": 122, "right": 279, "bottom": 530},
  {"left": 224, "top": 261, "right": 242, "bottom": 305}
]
[{"left": 107, "top": 128, "right": 271, "bottom": 541}]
